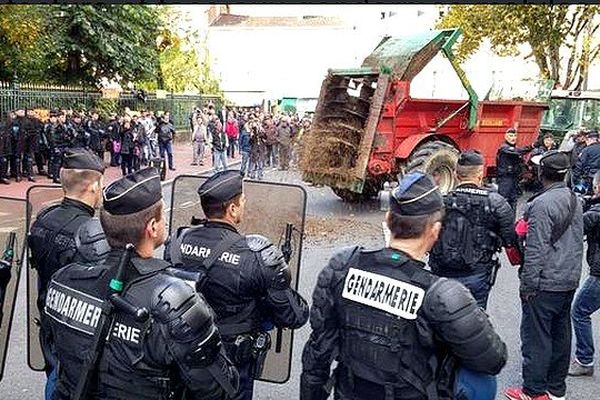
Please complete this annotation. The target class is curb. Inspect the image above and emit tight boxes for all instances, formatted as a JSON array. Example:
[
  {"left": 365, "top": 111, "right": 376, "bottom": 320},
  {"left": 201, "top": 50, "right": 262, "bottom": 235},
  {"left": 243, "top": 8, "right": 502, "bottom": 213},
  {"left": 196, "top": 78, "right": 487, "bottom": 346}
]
[{"left": 161, "top": 158, "right": 242, "bottom": 187}]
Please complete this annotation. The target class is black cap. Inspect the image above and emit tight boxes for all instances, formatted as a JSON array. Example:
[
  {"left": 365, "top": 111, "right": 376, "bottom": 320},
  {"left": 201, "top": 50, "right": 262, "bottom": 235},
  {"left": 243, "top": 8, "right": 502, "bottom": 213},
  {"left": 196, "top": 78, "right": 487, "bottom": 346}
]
[
  {"left": 457, "top": 150, "right": 484, "bottom": 166},
  {"left": 62, "top": 148, "right": 105, "bottom": 173},
  {"left": 530, "top": 150, "right": 570, "bottom": 173},
  {"left": 390, "top": 172, "right": 443, "bottom": 216},
  {"left": 506, "top": 128, "right": 517, "bottom": 134},
  {"left": 198, "top": 170, "right": 243, "bottom": 206},
  {"left": 586, "top": 130, "right": 599, "bottom": 139},
  {"left": 103, "top": 168, "right": 162, "bottom": 215}
]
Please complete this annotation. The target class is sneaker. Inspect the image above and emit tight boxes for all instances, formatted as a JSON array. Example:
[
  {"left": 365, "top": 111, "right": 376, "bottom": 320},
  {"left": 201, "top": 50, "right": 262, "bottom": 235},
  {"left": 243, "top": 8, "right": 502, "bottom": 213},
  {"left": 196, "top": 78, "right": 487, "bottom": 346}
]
[
  {"left": 546, "top": 392, "right": 565, "bottom": 400},
  {"left": 568, "top": 360, "right": 594, "bottom": 376},
  {"left": 505, "top": 387, "right": 550, "bottom": 400},
  {"left": 190, "top": 162, "right": 198, "bottom": 166}
]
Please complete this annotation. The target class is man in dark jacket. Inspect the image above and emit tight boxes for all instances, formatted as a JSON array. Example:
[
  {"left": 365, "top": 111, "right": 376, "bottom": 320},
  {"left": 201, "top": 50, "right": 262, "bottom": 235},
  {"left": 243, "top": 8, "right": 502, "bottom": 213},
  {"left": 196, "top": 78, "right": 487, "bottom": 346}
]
[
  {"left": 429, "top": 150, "right": 517, "bottom": 309},
  {"left": 496, "top": 128, "right": 533, "bottom": 211},
  {"left": 168, "top": 170, "right": 309, "bottom": 400},
  {"left": 569, "top": 170, "right": 600, "bottom": 377},
  {"left": 302, "top": 172, "right": 507, "bottom": 400},
  {"left": 505, "top": 150, "right": 584, "bottom": 400},
  {"left": 9, "top": 107, "right": 26, "bottom": 182},
  {"left": 85, "top": 109, "right": 106, "bottom": 162},
  {"left": 0, "top": 113, "right": 11, "bottom": 184},
  {"left": 573, "top": 130, "right": 600, "bottom": 194},
  {"left": 238, "top": 116, "right": 251, "bottom": 177},
  {"left": 157, "top": 115, "right": 176, "bottom": 171},
  {"left": 28, "top": 148, "right": 107, "bottom": 400}
]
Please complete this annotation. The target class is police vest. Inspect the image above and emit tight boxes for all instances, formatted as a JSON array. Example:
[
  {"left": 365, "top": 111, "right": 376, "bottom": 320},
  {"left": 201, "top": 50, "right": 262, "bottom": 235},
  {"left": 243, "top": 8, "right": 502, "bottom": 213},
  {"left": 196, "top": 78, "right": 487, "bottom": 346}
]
[
  {"left": 429, "top": 187, "right": 499, "bottom": 276},
  {"left": 336, "top": 248, "right": 438, "bottom": 399},
  {"left": 46, "top": 254, "right": 177, "bottom": 400},
  {"left": 28, "top": 201, "right": 93, "bottom": 311},
  {"left": 171, "top": 223, "right": 261, "bottom": 337}
]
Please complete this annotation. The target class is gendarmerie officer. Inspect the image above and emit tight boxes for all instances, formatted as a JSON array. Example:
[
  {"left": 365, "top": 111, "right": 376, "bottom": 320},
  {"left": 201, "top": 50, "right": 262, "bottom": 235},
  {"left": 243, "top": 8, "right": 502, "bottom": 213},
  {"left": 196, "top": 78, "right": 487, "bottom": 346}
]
[
  {"left": 28, "top": 148, "right": 107, "bottom": 399},
  {"left": 301, "top": 172, "right": 507, "bottom": 400},
  {"left": 45, "top": 167, "right": 239, "bottom": 399},
  {"left": 496, "top": 128, "right": 533, "bottom": 211},
  {"left": 168, "top": 170, "right": 309, "bottom": 400},
  {"left": 0, "top": 112, "right": 11, "bottom": 185},
  {"left": 573, "top": 129, "right": 600, "bottom": 194},
  {"left": 429, "top": 150, "right": 517, "bottom": 309}
]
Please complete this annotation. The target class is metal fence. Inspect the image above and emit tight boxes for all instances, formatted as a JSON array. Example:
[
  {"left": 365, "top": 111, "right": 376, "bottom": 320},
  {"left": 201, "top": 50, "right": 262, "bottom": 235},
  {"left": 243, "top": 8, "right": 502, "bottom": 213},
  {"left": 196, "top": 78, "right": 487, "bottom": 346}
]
[{"left": 0, "top": 81, "right": 222, "bottom": 131}]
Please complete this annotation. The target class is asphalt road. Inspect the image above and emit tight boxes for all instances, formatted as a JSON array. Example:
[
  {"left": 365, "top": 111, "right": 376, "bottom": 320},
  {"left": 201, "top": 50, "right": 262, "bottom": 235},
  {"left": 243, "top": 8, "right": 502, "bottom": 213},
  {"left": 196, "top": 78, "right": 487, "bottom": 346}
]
[{"left": 1, "top": 169, "right": 600, "bottom": 399}]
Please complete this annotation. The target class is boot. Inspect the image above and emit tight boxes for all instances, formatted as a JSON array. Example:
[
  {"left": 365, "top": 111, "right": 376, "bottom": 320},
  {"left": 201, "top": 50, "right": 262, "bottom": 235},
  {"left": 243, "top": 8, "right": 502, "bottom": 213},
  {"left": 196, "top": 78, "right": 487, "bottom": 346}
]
[{"left": 0, "top": 178, "right": 9, "bottom": 185}]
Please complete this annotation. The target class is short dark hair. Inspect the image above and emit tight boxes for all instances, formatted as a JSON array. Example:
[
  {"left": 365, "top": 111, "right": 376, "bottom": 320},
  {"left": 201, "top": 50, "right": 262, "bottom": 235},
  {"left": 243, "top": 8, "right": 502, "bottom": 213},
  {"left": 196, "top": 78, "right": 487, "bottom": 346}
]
[
  {"left": 386, "top": 209, "right": 444, "bottom": 239},
  {"left": 202, "top": 194, "right": 242, "bottom": 219},
  {"left": 456, "top": 164, "right": 483, "bottom": 180},
  {"left": 540, "top": 167, "right": 566, "bottom": 183},
  {"left": 100, "top": 200, "right": 163, "bottom": 248}
]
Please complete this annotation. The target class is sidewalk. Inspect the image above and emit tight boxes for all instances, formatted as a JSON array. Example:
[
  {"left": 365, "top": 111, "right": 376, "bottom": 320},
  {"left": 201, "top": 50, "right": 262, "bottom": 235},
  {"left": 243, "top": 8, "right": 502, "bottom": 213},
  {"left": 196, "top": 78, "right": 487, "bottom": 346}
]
[{"left": 0, "top": 142, "right": 241, "bottom": 199}]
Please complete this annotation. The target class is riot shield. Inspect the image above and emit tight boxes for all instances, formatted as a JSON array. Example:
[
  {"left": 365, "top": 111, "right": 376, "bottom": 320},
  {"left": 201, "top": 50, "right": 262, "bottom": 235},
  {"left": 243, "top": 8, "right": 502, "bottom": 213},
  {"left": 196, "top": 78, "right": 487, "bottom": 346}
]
[
  {"left": 0, "top": 197, "right": 27, "bottom": 381},
  {"left": 168, "top": 174, "right": 307, "bottom": 384},
  {"left": 25, "top": 185, "right": 64, "bottom": 371}
]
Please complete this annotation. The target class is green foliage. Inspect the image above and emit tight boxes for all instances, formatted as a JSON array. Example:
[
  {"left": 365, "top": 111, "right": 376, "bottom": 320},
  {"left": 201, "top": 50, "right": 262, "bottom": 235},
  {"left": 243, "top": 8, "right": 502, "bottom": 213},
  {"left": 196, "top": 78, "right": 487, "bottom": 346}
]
[
  {"left": 0, "top": 5, "right": 222, "bottom": 95},
  {"left": 437, "top": 5, "right": 600, "bottom": 89},
  {"left": 0, "top": 6, "right": 48, "bottom": 82},
  {"left": 45, "top": 5, "right": 160, "bottom": 86},
  {"left": 93, "top": 98, "right": 119, "bottom": 120},
  {"left": 150, "top": 6, "right": 222, "bottom": 95}
]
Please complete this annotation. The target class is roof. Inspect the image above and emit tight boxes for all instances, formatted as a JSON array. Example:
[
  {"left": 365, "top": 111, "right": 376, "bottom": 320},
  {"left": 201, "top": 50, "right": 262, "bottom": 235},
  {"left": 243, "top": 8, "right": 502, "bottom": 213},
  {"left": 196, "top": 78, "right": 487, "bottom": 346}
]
[{"left": 210, "top": 14, "right": 346, "bottom": 28}]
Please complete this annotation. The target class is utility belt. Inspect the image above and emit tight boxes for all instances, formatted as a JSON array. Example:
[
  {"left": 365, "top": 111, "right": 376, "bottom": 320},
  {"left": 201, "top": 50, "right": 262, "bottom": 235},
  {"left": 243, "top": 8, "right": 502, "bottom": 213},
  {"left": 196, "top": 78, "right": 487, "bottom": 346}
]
[{"left": 225, "top": 330, "right": 271, "bottom": 378}]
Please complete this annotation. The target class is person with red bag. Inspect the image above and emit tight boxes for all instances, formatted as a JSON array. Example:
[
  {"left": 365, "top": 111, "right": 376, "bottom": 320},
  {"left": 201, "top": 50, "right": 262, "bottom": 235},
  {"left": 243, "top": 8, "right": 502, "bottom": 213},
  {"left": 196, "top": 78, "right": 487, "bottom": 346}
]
[{"left": 505, "top": 151, "right": 584, "bottom": 400}]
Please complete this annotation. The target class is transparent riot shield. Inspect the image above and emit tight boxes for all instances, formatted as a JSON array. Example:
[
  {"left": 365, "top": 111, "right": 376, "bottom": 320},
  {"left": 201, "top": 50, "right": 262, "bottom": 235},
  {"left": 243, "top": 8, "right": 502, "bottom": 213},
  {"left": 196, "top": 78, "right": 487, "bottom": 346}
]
[
  {"left": 0, "top": 196, "right": 27, "bottom": 381},
  {"left": 25, "top": 185, "right": 64, "bottom": 371},
  {"left": 168, "top": 175, "right": 307, "bottom": 384}
]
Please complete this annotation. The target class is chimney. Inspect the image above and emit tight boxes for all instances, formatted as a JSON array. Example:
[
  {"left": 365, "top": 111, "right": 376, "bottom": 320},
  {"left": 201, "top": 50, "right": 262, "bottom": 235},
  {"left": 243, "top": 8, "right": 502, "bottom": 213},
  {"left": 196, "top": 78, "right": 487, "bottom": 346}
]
[{"left": 206, "top": 5, "right": 222, "bottom": 26}]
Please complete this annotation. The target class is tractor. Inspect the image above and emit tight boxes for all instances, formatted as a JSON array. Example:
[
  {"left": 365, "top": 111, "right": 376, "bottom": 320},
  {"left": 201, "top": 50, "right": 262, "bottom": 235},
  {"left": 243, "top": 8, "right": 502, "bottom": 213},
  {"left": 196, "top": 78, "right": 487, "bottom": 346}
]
[{"left": 299, "top": 28, "right": 550, "bottom": 202}]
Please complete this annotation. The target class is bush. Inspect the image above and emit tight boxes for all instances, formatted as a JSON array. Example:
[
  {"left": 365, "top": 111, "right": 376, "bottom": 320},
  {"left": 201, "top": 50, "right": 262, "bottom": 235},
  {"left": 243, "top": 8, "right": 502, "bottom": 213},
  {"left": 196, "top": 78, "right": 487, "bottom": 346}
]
[{"left": 94, "top": 98, "right": 119, "bottom": 121}]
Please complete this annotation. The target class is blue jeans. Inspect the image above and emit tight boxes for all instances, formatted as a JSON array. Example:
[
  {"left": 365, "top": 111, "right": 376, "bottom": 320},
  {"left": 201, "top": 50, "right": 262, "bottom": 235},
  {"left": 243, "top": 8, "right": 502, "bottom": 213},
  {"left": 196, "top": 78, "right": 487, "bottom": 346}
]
[
  {"left": 45, "top": 367, "right": 57, "bottom": 400},
  {"left": 454, "top": 367, "right": 497, "bottom": 400},
  {"left": 240, "top": 151, "right": 250, "bottom": 176},
  {"left": 159, "top": 141, "right": 174, "bottom": 169},
  {"left": 453, "top": 270, "right": 492, "bottom": 309},
  {"left": 572, "top": 275, "right": 600, "bottom": 365},
  {"left": 213, "top": 150, "right": 228, "bottom": 173},
  {"left": 249, "top": 158, "right": 263, "bottom": 179}
]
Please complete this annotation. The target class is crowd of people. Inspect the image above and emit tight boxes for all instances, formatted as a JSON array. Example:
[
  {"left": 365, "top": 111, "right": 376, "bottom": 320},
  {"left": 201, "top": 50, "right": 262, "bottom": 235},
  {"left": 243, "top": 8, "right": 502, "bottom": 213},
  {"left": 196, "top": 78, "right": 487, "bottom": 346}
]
[
  {"left": 188, "top": 104, "right": 312, "bottom": 178},
  {"left": 0, "top": 106, "right": 178, "bottom": 184},
  {"left": 16, "top": 97, "right": 600, "bottom": 400}
]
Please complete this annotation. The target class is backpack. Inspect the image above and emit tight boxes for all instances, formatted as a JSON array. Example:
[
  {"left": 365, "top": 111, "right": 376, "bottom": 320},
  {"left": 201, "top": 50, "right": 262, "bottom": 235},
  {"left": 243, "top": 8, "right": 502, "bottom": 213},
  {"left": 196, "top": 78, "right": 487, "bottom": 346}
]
[{"left": 431, "top": 188, "right": 495, "bottom": 273}]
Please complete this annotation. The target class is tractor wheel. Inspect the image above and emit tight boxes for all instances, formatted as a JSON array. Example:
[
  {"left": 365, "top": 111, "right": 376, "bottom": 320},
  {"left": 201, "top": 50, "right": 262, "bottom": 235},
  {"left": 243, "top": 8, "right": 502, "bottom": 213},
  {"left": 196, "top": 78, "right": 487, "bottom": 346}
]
[
  {"left": 331, "top": 181, "right": 379, "bottom": 203},
  {"left": 405, "top": 141, "right": 459, "bottom": 194}
]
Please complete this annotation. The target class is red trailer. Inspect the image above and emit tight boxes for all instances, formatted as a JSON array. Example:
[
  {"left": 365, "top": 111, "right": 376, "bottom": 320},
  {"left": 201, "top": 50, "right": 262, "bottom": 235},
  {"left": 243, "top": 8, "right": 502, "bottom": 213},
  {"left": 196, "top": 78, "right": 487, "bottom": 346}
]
[{"left": 300, "top": 29, "right": 550, "bottom": 201}]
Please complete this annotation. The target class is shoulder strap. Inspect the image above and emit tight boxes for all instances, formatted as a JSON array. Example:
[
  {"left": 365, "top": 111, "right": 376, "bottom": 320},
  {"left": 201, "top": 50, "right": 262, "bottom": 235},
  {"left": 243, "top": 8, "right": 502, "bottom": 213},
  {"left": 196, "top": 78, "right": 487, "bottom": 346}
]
[{"left": 551, "top": 192, "right": 578, "bottom": 245}]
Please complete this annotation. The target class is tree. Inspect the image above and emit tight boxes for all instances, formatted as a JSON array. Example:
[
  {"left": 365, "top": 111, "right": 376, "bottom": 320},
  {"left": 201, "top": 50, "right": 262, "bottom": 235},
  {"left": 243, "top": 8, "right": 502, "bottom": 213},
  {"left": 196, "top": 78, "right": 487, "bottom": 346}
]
[
  {"left": 437, "top": 5, "right": 600, "bottom": 90},
  {"left": 0, "top": 5, "right": 48, "bottom": 82},
  {"left": 138, "top": 6, "right": 221, "bottom": 94},
  {"left": 44, "top": 5, "right": 161, "bottom": 86}
]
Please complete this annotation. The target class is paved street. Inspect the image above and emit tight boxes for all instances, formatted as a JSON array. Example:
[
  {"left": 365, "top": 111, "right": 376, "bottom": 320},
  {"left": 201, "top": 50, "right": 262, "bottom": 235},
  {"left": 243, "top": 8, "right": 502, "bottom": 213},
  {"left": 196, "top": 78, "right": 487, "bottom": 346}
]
[{"left": 1, "top": 169, "right": 600, "bottom": 399}]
